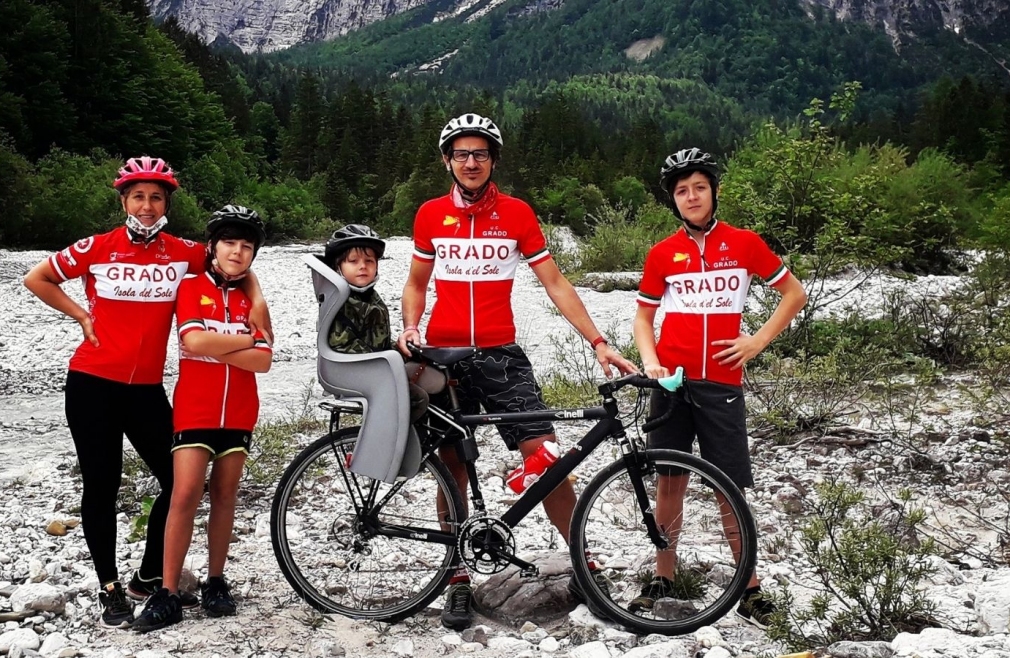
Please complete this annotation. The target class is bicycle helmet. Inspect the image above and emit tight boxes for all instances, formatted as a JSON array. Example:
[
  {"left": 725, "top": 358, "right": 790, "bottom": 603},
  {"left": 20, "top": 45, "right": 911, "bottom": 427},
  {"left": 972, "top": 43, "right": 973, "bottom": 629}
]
[
  {"left": 113, "top": 156, "right": 180, "bottom": 193},
  {"left": 206, "top": 205, "right": 266, "bottom": 251},
  {"left": 438, "top": 113, "right": 503, "bottom": 156},
  {"left": 659, "top": 148, "right": 720, "bottom": 229},
  {"left": 325, "top": 224, "right": 386, "bottom": 263}
]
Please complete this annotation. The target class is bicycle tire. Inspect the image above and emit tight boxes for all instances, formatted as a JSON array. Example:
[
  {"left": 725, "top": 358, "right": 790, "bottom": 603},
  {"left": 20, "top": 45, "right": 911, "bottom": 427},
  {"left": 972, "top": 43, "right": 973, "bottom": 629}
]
[
  {"left": 570, "top": 448, "right": 757, "bottom": 635},
  {"left": 271, "top": 427, "right": 465, "bottom": 622}
]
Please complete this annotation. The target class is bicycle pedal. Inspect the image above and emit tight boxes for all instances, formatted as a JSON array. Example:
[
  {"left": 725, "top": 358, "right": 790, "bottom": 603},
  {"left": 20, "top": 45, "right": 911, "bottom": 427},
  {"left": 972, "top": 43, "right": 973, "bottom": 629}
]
[{"left": 519, "top": 566, "right": 539, "bottom": 579}]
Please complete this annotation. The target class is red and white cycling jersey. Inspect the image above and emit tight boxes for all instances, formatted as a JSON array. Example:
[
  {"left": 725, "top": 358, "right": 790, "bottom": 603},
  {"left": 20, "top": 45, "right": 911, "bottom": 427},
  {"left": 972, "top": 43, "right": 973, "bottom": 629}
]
[
  {"left": 413, "top": 184, "right": 551, "bottom": 347},
  {"left": 637, "top": 221, "right": 789, "bottom": 386},
  {"left": 172, "top": 273, "right": 271, "bottom": 433},
  {"left": 48, "top": 227, "right": 205, "bottom": 384}
]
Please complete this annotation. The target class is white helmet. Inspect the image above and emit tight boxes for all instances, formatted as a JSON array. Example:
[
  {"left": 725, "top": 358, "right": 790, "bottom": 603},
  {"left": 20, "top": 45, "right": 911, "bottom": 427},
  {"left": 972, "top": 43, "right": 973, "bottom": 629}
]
[{"left": 438, "top": 113, "right": 504, "bottom": 155}]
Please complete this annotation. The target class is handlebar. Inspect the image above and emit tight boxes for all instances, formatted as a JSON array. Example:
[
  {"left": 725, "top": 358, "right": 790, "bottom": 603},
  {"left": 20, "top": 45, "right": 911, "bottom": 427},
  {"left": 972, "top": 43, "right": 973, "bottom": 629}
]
[{"left": 605, "top": 367, "right": 685, "bottom": 434}]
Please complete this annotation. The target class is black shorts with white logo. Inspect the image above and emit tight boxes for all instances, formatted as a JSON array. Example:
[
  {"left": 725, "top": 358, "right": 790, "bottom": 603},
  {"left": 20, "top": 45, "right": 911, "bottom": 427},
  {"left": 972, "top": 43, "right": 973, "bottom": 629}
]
[
  {"left": 172, "top": 429, "right": 252, "bottom": 460},
  {"left": 646, "top": 379, "right": 752, "bottom": 489},
  {"left": 433, "top": 343, "right": 553, "bottom": 450}
]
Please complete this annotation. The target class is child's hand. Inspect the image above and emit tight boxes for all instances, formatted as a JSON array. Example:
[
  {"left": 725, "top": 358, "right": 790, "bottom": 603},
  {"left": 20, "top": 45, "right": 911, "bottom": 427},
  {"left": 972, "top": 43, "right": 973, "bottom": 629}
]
[
  {"left": 712, "top": 333, "right": 766, "bottom": 370},
  {"left": 643, "top": 363, "right": 669, "bottom": 379}
]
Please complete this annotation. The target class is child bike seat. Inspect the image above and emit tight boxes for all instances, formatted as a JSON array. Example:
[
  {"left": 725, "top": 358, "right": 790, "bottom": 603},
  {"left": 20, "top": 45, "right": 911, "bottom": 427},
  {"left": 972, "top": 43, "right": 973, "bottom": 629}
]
[{"left": 303, "top": 254, "right": 420, "bottom": 483}]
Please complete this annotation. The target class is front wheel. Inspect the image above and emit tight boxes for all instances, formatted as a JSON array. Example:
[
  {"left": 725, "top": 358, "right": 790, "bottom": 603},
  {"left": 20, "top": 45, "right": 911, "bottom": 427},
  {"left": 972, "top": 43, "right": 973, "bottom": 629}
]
[
  {"left": 570, "top": 449, "right": 757, "bottom": 635},
  {"left": 271, "top": 427, "right": 465, "bottom": 622}
]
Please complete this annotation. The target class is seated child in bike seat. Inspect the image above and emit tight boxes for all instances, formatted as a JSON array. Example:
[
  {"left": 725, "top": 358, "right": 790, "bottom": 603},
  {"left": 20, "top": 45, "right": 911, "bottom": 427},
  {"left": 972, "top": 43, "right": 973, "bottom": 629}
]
[{"left": 324, "top": 224, "right": 428, "bottom": 423}]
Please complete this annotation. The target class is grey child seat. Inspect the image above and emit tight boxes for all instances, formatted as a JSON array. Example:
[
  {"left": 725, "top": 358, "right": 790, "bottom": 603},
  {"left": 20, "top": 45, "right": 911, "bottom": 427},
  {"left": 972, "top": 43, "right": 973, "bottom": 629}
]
[{"left": 304, "top": 253, "right": 421, "bottom": 483}]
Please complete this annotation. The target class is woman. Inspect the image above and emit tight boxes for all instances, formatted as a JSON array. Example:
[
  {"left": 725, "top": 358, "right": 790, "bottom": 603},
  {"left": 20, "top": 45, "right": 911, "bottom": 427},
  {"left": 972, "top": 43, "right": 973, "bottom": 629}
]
[{"left": 23, "top": 157, "right": 271, "bottom": 628}]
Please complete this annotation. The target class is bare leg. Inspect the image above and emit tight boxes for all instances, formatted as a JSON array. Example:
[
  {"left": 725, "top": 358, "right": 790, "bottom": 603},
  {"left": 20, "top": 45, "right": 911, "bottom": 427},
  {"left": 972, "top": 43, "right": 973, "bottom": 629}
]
[
  {"left": 206, "top": 452, "right": 246, "bottom": 578},
  {"left": 716, "top": 491, "right": 760, "bottom": 589},
  {"left": 163, "top": 448, "right": 211, "bottom": 593},
  {"left": 654, "top": 473, "right": 689, "bottom": 579}
]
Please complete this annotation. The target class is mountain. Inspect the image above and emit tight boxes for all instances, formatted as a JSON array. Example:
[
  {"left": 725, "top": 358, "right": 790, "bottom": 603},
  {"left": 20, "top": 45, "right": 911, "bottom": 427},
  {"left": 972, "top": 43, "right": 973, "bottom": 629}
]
[{"left": 151, "top": 0, "right": 1009, "bottom": 61}]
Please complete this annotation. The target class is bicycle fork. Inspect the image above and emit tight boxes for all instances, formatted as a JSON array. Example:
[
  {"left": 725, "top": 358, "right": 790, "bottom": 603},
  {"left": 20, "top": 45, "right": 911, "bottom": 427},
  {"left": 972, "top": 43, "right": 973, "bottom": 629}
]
[{"left": 615, "top": 432, "right": 671, "bottom": 551}]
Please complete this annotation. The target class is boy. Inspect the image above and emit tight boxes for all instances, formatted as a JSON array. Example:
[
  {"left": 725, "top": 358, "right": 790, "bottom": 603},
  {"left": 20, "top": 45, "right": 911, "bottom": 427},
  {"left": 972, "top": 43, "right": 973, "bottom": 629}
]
[
  {"left": 632, "top": 148, "right": 806, "bottom": 629},
  {"left": 133, "top": 205, "right": 273, "bottom": 632},
  {"left": 325, "top": 224, "right": 428, "bottom": 420}
]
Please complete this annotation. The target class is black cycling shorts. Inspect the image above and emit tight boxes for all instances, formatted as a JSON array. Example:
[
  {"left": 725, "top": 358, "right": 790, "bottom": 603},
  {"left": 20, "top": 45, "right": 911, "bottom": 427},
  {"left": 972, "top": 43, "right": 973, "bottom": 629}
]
[
  {"left": 172, "top": 429, "right": 252, "bottom": 459},
  {"left": 646, "top": 379, "right": 753, "bottom": 489},
  {"left": 433, "top": 343, "right": 553, "bottom": 450}
]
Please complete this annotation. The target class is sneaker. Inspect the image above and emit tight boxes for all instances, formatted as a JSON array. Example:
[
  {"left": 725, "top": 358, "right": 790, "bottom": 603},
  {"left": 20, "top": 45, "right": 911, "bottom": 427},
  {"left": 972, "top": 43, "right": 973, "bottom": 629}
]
[
  {"left": 440, "top": 583, "right": 474, "bottom": 631},
  {"left": 736, "top": 586, "right": 776, "bottom": 629},
  {"left": 98, "top": 581, "right": 135, "bottom": 628},
  {"left": 567, "top": 570, "right": 611, "bottom": 619},
  {"left": 200, "top": 576, "right": 237, "bottom": 617},
  {"left": 132, "top": 588, "right": 183, "bottom": 633},
  {"left": 628, "top": 575, "right": 677, "bottom": 613},
  {"left": 127, "top": 572, "right": 199, "bottom": 609}
]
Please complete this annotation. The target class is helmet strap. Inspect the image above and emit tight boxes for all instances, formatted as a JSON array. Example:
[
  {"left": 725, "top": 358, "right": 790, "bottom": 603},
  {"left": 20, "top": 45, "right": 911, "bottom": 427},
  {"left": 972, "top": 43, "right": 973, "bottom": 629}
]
[
  {"left": 209, "top": 259, "right": 247, "bottom": 287},
  {"left": 125, "top": 215, "right": 168, "bottom": 243}
]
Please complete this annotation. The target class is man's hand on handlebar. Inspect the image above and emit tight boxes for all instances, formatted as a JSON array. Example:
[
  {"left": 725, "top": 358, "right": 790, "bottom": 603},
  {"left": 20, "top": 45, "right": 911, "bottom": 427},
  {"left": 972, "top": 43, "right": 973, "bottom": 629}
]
[
  {"left": 396, "top": 329, "right": 421, "bottom": 357},
  {"left": 595, "top": 344, "right": 640, "bottom": 379}
]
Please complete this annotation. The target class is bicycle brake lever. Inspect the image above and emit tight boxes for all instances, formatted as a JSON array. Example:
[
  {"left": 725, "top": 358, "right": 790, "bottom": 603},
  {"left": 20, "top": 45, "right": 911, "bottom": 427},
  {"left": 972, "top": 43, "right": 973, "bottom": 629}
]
[{"left": 657, "top": 366, "right": 685, "bottom": 392}]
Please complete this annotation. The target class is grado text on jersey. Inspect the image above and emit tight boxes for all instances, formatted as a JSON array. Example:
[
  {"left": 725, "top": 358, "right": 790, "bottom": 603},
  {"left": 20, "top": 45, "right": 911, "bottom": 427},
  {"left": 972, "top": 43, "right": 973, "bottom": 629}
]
[{"left": 432, "top": 238, "right": 520, "bottom": 281}]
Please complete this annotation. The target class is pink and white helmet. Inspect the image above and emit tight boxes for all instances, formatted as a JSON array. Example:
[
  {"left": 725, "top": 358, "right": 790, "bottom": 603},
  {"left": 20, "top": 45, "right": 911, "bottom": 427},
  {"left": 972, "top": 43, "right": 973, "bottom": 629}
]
[{"left": 113, "top": 156, "right": 180, "bottom": 193}]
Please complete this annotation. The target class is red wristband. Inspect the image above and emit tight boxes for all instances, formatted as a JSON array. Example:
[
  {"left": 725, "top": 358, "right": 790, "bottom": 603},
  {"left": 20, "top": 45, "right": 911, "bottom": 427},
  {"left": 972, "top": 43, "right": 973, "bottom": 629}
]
[{"left": 591, "top": 336, "right": 608, "bottom": 349}]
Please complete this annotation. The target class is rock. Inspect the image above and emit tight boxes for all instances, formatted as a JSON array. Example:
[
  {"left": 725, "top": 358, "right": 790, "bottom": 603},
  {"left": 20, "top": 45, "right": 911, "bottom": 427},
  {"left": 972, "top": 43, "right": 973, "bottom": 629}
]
[
  {"left": 0, "top": 628, "right": 41, "bottom": 653},
  {"left": 390, "top": 639, "right": 413, "bottom": 656},
  {"left": 695, "top": 625, "right": 725, "bottom": 648},
  {"left": 539, "top": 636, "right": 560, "bottom": 652},
  {"left": 892, "top": 628, "right": 966, "bottom": 655},
  {"left": 441, "top": 634, "right": 463, "bottom": 648},
  {"left": 487, "top": 636, "right": 532, "bottom": 652},
  {"left": 461, "top": 626, "right": 488, "bottom": 645},
  {"left": 621, "top": 641, "right": 692, "bottom": 658},
  {"left": 601, "top": 628, "right": 637, "bottom": 649},
  {"left": 39, "top": 632, "right": 69, "bottom": 655},
  {"left": 9, "top": 584, "right": 65, "bottom": 614},
  {"left": 705, "top": 648, "right": 732, "bottom": 658},
  {"left": 473, "top": 552, "right": 575, "bottom": 625},
  {"left": 569, "top": 641, "right": 610, "bottom": 658},
  {"left": 44, "top": 521, "right": 67, "bottom": 537},
  {"left": 827, "top": 641, "right": 893, "bottom": 657}
]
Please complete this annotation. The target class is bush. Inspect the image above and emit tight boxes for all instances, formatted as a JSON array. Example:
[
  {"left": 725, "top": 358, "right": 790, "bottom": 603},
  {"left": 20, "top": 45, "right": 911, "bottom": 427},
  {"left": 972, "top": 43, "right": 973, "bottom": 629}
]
[
  {"left": 579, "top": 200, "right": 671, "bottom": 273},
  {"left": 767, "top": 481, "right": 939, "bottom": 649}
]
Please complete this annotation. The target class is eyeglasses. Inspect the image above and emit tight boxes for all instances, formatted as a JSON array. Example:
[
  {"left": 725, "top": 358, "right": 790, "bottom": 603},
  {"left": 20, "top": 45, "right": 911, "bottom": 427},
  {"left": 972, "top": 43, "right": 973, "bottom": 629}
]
[{"left": 449, "top": 149, "right": 491, "bottom": 163}]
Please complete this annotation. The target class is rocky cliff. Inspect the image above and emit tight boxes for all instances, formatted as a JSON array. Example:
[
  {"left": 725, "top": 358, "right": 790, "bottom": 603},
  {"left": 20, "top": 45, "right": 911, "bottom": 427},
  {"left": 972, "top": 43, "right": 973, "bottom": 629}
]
[
  {"left": 147, "top": 0, "right": 435, "bottom": 53},
  {"left": 150, "top": 0, "right": 1007, "bottom": 55}
]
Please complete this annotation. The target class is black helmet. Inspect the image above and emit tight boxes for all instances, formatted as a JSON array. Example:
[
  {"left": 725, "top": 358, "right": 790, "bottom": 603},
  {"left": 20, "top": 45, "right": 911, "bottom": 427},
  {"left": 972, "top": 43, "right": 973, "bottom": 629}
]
[
  {"left": 660, "top": 148, "right": 720, "bottom": 229},
  {"left": 325, "top": 224, "right": 385, "bottom": 262},
  {"left": 206, "top": 205, "right": 266, "bottom": 250},
  {"left": 659, "top": 148, "right": 720, "bottom": 194}
]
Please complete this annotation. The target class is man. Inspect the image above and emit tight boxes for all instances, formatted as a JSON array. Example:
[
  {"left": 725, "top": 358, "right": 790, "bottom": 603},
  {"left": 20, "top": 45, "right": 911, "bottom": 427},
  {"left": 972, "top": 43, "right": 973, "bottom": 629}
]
[
  {"left": 632, "top": 147, "right": 807, "bottom": 629},
  {"left": 397, "top": 113, "right": 637, "bottom": 629}
]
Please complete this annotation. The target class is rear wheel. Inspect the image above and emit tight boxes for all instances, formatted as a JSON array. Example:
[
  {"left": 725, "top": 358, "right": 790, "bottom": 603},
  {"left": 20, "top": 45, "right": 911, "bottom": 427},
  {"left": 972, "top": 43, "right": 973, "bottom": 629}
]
[
  {"left": 271, "top": 427, "right": 464, "bottom": 622},
  {"left": 570, "top": 449, "right": 757, "bottom": 635}
]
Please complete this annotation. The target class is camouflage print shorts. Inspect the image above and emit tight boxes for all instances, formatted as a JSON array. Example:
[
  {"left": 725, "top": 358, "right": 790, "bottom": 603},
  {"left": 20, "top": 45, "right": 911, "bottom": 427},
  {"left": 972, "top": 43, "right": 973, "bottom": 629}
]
[{"left": 437, "top": 343, "right": 553, "bottom": 450}]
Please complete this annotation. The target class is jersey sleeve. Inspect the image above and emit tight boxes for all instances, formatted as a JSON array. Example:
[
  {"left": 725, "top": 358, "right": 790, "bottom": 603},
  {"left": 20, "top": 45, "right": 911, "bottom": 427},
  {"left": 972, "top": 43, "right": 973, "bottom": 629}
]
[
  {"left": 48, "top": 235, "right": 101, "bottom": 282},
  {"left": 412, "top": 203, "right": 436, "bottom": 263},
  {"left": 636, "top": 244, "right": 666, "bottom": 307},
  {"left": 252, "top": 329, "right": 272, "bottom": 354},
  {"left": 518, "top": 204, "right": 550, "bottom": 266},
  {"left": 175, "top": 276, "right": 206, "bottom": 338},
  {"left": 745, "top": 231, "right": 788, "bottom": 286}
]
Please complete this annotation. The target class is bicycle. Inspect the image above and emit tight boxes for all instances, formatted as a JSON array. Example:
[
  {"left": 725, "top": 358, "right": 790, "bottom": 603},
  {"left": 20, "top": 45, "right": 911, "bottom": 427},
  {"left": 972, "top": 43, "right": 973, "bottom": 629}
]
[{"left": 270, "top": 345, "right": 758, "bottom": 636}]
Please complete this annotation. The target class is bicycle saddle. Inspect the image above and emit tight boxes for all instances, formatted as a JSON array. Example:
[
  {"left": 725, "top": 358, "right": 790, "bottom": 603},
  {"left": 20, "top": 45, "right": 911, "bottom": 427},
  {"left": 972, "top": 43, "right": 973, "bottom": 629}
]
[{"left": 414, "top": 346, "right": 478, "bottom": 366}]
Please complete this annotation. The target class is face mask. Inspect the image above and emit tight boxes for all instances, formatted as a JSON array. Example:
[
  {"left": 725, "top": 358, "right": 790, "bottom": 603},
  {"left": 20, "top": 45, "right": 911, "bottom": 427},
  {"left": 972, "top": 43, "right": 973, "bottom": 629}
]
[{"left": 125, "top": 214, "right": 168, "bottom": 242}]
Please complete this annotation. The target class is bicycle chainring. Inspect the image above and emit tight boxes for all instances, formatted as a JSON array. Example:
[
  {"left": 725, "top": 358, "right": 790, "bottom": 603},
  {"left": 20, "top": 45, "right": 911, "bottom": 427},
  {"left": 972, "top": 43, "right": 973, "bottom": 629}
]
[{"left": 458, "top": 515, "right": 515, "bottom": 575}]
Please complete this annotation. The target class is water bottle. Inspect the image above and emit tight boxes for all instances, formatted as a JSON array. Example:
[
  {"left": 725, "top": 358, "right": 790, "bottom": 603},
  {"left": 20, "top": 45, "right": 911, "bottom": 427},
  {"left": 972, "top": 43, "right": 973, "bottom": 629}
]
[{"left": 506, "top": 441, "right": 561, "bottom": 494}]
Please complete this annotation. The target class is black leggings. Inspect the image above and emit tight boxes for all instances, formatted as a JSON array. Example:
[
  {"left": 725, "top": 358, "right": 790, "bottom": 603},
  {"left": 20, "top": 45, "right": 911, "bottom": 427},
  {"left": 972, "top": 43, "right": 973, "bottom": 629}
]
[{"left": 65, "top": 370, "right": 174, "bottom": 585}]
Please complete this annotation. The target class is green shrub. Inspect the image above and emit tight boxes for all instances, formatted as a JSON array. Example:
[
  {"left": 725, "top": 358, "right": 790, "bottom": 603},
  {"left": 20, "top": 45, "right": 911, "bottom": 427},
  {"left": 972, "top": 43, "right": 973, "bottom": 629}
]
[{"left": 767, "top": 482, "right": 939, "bottom": 649}]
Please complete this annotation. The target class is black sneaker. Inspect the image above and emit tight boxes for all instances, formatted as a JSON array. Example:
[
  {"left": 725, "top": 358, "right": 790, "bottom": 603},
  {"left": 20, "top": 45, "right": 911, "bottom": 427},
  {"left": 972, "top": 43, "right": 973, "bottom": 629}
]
[
  {"left": 98, "top": 581, "right": 135, "bottom": 629},
  {"left": 736, "top": 586, "right": 776, "bottom": 629},
  {"left": 628, "top": 575, "right": 677, "bottom": 613},
  {"left": 567, "top": 570, "right": 611, "bottom": 619},
  {"left": 127, "top": 572, "right": 199, "bottom": 609},
  {"left": 440, "top": 583, "right": 474, "bottom": 631},
  {"left": 201, "top": 576, "right": 237, "bottom": 617},
  {"left": 132, "top": 588, "right": 183, "bottom": 633}
]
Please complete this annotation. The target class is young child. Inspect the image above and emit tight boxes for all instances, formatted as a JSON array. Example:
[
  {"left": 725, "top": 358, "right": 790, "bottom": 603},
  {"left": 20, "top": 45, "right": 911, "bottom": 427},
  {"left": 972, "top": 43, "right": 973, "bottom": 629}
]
[
  {"left": 325, "top": 224, "right": 428, "bottom": 421},
  {"left": 633, "top": 148, "right": 806, "bottom": 629},
  {"left": 133, "top": 205, "right": 273, "bottom": 632}
]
